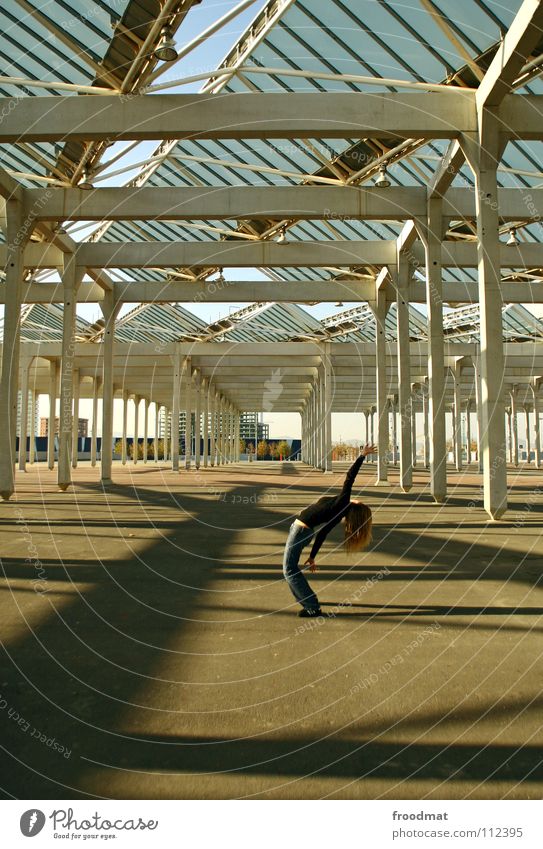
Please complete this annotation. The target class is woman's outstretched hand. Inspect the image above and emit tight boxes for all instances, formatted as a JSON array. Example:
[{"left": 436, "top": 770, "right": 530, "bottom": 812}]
[
  {"left": 304, "top": 558, "right": 317, "bottom": 572},
  {"left": 360, "top": 443, "right": 377, "bottom": 456}
]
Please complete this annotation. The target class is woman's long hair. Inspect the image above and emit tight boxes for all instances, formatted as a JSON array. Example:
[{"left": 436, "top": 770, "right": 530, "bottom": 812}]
[{"left": 344, "top": 502, "right": 372, "bottom": 552}]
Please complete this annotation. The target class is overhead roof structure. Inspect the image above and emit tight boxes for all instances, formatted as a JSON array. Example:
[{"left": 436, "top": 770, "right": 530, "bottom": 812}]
[{"left": 1, "top": 0, "right": 543, "bottom": 520}]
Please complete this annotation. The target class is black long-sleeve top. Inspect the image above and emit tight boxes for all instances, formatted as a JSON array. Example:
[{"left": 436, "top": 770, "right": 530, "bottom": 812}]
[{"left": 296, "top": 455, "right": 365, "bottom": 559}]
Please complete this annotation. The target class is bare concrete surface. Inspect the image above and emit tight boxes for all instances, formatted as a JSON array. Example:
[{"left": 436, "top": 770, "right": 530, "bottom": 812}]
[{"left": 0, "top": 461, "right": 542, "bottom": 800}]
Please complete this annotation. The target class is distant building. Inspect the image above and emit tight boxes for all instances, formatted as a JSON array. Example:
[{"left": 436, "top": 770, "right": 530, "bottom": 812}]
[
  {"left": 240, "top": 412, "right": 269, "bottom": 444},
  {"left": 40, "top": 417, "right": 88, "bottom": 438},
  {"left": 17, "top": 390, "right": 39, "bottom": 435}
]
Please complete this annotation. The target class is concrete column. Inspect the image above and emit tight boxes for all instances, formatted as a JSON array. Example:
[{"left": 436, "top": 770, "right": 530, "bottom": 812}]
[
  {"left": 423, "top": 382, "right": 430, "bottom": 469},
  {"left": 208, "top": 386, "right": 216, "bottom": 467},
  {"left": 466, "top": 401, "right": 472, "bottom": 465},
  {"left": 47, "top": 359, "right": 58, "bottom": 470},
  {"left": 132, "top": 396, "right": 140, "bottom": 464},
  {"left": 396, "top": 257, "right": 413, "bottom": 492},
  {"left": 71, "top": 368, "right": 80, "bottom": 469},
  {"left": 185, "top": 361, "right": 192, "bottom": 470},
  {"left": 194, "top": 373, "right": 201, "bottom": 469},
  {"left": 99, "top": 291, "right": 120, "bottom": 484},
  {"left": 531, "top": 385, "right": 541, "bottom": 469},
  {"left": 121, "top": 389, "right": 128, "bottom": 465},
  {"left": 171, "top": 345, "right": 181, "bottom": 472},
  {"left": 370, "top": 407, "right": 375, "bottom": 450},
  {"left": 18, "top": 358, "right": 31, "bottom": 471},
  {"left": 510, "top": 386, "right": 519, "bottom": 467},
  {"left": 418, "top": 201, "right": 447, "bottom": 502},
  {"left": 29, "top": 390, "right": 36, "bottom": 465},
  {"left": 364, "top": 411, "right": 369, "bottom": 445},
  {"left": 235, "top": 411, "right": 240, "bottom": 462},
  {"left": 371, "top": 290, "right": 389, "bottom": 484},
  {"left": 91, "top": 376, "right": 101, "bottom": 467},
  {"left": 391, "top": 399, "right": 398, "bottom": 466},
  {"left": 524, "top": 406, "right": 531, "bottom": 464},
  {"left": 410, "top": 390, "right": 417, "bottom": 469},
  {"left": 163, "top": 409, "right": 170, "bottom": 462},
  {"left": 58, "top": 257, "right": 83, "bottom": 492},
  {"left": 463, "top": 129, "right": 507, "bottom": 519},
  {"left": 474, "top": 355, "right": 484, "bottom": 474},
  {"left": 154, "top": 404, "right": 159, "bottom": 464},
  {"left": 322, "top": 342, "right": 332, "bottom": 472},
  {"left": 202, "top": 378, "right": 209, "bottom": 468},
  {"left": 143, "top": 398, "right": 149, "bottom": 463},
  {"left": 506, "top": 409, "right": 513, "bottom": 464},
  {"left": 453, "top": 363, "right": 463, "bottom": 471},
  {"left": 0, "top": 202, "right": 27, "bottom": 501}
]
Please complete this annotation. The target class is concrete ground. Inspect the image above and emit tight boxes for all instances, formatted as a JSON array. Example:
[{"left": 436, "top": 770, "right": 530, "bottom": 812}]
[{"left": 1, "top": 459, "right": 542, "bottom": 800}]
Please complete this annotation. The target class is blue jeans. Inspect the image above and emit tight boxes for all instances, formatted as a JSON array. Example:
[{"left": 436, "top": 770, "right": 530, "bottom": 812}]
[{"left": 282, "top": 522, "right": 319, "bottom": 611}]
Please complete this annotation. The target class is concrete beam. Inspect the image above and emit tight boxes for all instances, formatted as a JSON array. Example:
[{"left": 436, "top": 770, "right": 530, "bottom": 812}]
[
  {"left": 23, "top": 185, "right": 543, "bottom": 223},
  {"left": 477, "top": 0, "right": 543, "bottom": 109},
  {"left": 0, "top": 92, "right": 477, "bottom": 143}
]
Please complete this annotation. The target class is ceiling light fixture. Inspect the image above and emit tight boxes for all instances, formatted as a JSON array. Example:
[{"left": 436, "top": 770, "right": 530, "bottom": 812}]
[
  {"left": 277, "top": 227, "right": 287, "bottom": 244},
  {"left": 507, "top": 227, "right": 519, "bottom": 246},
  {"left": 375, "top": 164, "right": 391, "bottom": 188},
  {"left": 154, "top": 27, "right": 178, "bottom": 62}
]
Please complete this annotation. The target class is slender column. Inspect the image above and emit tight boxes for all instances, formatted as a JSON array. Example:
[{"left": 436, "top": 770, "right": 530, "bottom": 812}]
[
  {"left": 47, "top": 359, "right": 58, "bottom": 470},
  {"left": 532, "top": 385, "right": 541, "bottom": 469},
  {"left": 209, "top": 386, "right": 216, "bottom": 467},
  {"left": 132, "top": 395, "right": 140, "bottom": 464},
  {"left": 506, "top": 409, "right": 513, "bottom": 464},
  {"left": 91, "top": 376, "right": 100, "bottom": 467},
  {"left": 466, "top": 401, "right": 472, "bottom": 465},
  {"left": 364, "top": 411, "right": 369, "bottom": 445},
  {"left": 58, "top": 257, "right": 83, "bottom": 492},
  {"left": 171, "top": 345, "right": 181, "bottom": 471},
  {"left": 316, "top": 370, "right": 324, "bottom": 470},
  {"left": 163, "top": 408, "right": 170, "bottom": 462},
  {"left": 18, "top": 358, "right": 31, "bottom": 471},
  {"left": 154, "top": 404, "right": 159, "bottom": 463},
  {"left": 99, "top": 291, "right": 120, "bottom": 484},
  {"left": 202, "top": 378, "right": 209, "bottom": 467},
  {"left": 462, "top": 126, "right": 507, "bottom": 518},
  {"left": 524, "top": 406, "right": 531, "bottom": 464},
  {"left": 322, "top": 343, "right": 333, "bottom": 472},
  {"left": 396, "top": 256, "right": 413, "bottom": 492},
  {"left": 419, "top": 201, "right": 447, "bottom": 503},
  {"left": 411, "top": 390, "right": 417, "bottom": 468},
  {"left": 370, "top": 407, "right": 375, "bottom": 449},
  {"left": 510, "top": 386, "right": 519, "bottom": 467},
  {"left": 228, "top": 404, "right": 234, "bottom": 463},
  {"left": 194, "top": 373, "right": 201, "bottom": 469},
  {"left": 143, "top": 398, "right": 149, "bottom": 463},
  {"left": 396, "top": 257, "right": 413, "bottom": 492},
  {"left": 121, "top": 390, "right": 128, "bottom": 465},
  {"left": 235, "top": 411, "right": 240, "bottom": 462},
  {"left": 29, "top": 390, "right": 36, "bottom": 465},
  {"left": 0, "top": 202, "right": 27, "bottom": 500},
  {"left": 392, "top": 399, "right": 398, "bottom": 466},
  {"left": 185, "top": 361, "right": 192, "bottom": 469},
  {"left": 474, "top": 355, "right": 484, "bottom": 473},
  {"left": 453, "top": 362, "right": 463, "bottom": 471},
  {"left": 423, "top": 382, "right": 430, "bottom": 469},
  {"left": 371, "top": 290, "right": 389, "bottom": 484},
  {"left": 71, "top": 368, "right": 80, "bottom": 469}
]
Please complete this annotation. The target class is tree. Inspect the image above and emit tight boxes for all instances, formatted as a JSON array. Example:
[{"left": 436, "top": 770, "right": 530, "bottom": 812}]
[
  {"left": 277, "top": 440, "right": 291, "bottom": 460},
  {"left": 239, "top": 438, "right": 246, "bottom": 455},
  {"left": 257, "top": 440, "right": 268, "bottom": 458}
]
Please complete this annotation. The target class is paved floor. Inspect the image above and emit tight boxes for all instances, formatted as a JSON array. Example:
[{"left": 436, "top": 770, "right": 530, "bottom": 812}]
[{"left": 1, "top": 460, "right": 542, "bottom": 799}]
